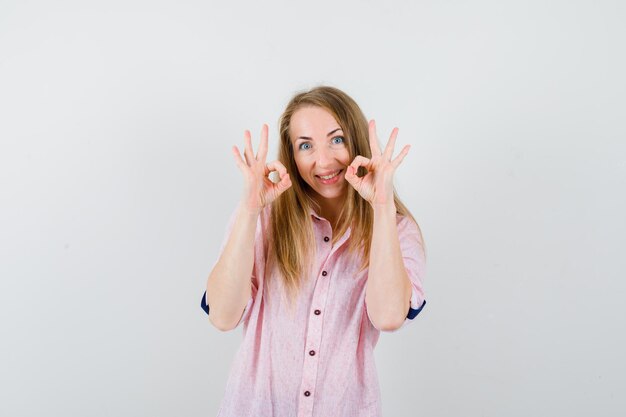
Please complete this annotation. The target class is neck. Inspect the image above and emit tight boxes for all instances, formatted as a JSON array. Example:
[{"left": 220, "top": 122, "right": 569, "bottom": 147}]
[{"left": 312, "top": 195, "right": 344, "bottom": 228}]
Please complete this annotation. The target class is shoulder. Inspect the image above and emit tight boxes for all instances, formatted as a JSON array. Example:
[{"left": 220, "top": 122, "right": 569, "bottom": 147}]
[
  {"left": 395, "top": 212, "right": 417, "bottom": 232},
  {"left": 395, "top": 212, "right": 424, "bottom": 248},
  {"left": 255, "top": 204, "right": 274, "bottom": 244},
  {"left": 260, "top": 204, "right": 273, "bottom": 226}
]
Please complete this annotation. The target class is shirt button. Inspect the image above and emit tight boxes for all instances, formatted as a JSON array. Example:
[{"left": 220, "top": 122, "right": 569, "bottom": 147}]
[
  {"left": 314, "top": 309, "right": 321, "bottom": 315},
  {"left": 304, "top": 391, "right": 311, "bottom": 397},
  {"left": 309, "top": 350, "right": 316, "bottom": 356},
  {"left": 322, "top": 271, "right": 327, "bottom": 276},
  {"left": 324, "top": 236, "right": 329, "bottom": 242}
]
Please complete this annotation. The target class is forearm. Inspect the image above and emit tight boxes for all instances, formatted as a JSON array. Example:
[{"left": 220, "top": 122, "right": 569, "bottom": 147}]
[
  {"left": 206, "top": 203, "right": 259, "bottom": 330},
  {"left": 365, "top": 202, "right": 412, "bottom": 331}
]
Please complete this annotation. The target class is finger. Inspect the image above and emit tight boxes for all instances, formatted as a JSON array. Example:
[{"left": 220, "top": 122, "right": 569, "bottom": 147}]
[
  {"left": 348, "top": 155, "right": 371, "bottom": 175},
  {"left": 344, "top": 165, "right": 360, "bottom": 183},
  {"left": 269, "top": 169, "right": 292, "bottom": 193},
  {"left": 265, "top": 160, "right": 287, "bottom": 178},
  {"left": 232, "top": 145, "right": 248, "bottom": 172},
  {"left": 243, "top": 130, "right": 255, "bottom": 165},
  {"left": 383, "top": 127, "right": 399, "bottom": 161},
  {"left": 277, "top": 173, "right": 292, "bottom": 190},
  {"left": 391, "top": 144, "right": 411, "bottom": 169},
  {"left": 256, "top": 124, "right": 269, "bottom": 162},
  {"left": 368, "top": 120, "right": 382, "bottom": 156}
]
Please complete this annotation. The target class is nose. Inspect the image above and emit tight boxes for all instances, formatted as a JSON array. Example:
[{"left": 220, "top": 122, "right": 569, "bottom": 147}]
[{"left": 316, "top": 145, "right": 334, "bottom": 168}]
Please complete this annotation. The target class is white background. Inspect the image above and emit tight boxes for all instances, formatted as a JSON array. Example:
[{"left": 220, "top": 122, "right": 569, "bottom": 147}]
[{"left": 1, "top": 0, "right": 625, "bottom": 416}]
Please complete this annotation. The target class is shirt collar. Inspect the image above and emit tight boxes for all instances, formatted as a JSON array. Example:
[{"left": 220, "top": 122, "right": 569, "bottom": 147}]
[
  {"left": 308, "top": 207, "right": 323, "bottom": 221},
  {"left": 308, "top": 207, "right": 352, "bottom": 244}
]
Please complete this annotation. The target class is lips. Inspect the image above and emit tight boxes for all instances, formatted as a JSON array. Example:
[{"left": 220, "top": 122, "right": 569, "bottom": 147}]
[
  {"left": 315, "top": 169, "right": 342, "bottom": 179},
  {"left": 314, "top": 169, "right": 344, "bottom": 186}
]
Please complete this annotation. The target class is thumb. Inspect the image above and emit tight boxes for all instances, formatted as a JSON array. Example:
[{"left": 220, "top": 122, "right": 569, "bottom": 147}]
[
  {"left": 344, "top": 165, "right": 358, "bottom": 184},
  {"left": 277, "top": 173, "right": 292, "bottom": 191}
]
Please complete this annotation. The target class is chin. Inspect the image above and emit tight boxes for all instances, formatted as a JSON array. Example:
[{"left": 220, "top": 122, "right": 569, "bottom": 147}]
[{"left": 313, "top": 186, "right": 348, "bottom": 200}]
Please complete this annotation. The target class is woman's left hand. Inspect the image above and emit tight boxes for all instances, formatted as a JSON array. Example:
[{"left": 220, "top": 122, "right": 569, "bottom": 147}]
[{"left": 344, "top": 120, "right": 411, "bottom": 206}]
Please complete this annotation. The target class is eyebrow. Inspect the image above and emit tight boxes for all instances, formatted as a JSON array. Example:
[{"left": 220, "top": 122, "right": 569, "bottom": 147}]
[{"left": 296, "top": 128, "right": 343, "bottom": 141}]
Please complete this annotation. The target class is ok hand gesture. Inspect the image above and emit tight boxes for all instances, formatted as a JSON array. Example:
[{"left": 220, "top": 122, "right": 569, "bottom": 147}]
[
  {"left": 344, "top": 120, "right": 410, "bottom": 207},
  {"left": 232, "top": 124, "right": 292, "bottom": 213}
]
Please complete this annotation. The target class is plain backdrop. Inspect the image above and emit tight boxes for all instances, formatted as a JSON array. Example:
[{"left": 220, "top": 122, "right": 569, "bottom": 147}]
[{"left": 1, "top": 0, "right": 625, "bottom": 416}]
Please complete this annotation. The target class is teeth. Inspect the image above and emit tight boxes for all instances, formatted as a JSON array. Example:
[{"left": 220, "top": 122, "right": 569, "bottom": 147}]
[{"left": 320, "top": 170, "right": 340, "bottom": 180}]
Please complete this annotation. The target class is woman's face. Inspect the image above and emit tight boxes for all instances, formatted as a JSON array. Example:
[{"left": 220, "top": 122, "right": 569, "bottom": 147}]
[{"left": 289, "top": 106, "right": 351, "bottom": 203}]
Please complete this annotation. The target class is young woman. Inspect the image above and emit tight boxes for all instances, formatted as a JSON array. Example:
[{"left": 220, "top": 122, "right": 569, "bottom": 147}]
[{"left": 201, "top": 86, "right": 427, "bottom": 417}]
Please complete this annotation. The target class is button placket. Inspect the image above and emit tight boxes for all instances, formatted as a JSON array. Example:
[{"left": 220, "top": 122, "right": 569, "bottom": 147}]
[
  {"left": 299, "top": 277, "right": 325, "bottom": 404},
  {"left": 297, "top": 230, "right": 337, "bottom": 417},
  {"left": 297, "top": 224, "right": 352, "bottom": 417}
]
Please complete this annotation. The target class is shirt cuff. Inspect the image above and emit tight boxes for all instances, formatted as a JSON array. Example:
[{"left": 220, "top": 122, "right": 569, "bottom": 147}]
[
  {"left": 201, "top": 290, "right": 210, "bottom": 315},
  {"left": 201, "top": 290, "right": 254, "bottom": 327},
  {"left": 406, "top": 286, "right": 426, "bottom": 320}
]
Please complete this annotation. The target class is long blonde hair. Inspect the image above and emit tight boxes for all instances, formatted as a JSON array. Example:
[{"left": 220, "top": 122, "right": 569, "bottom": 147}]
[{"left": 267, "top": 86, "right": 425, "bottom": 305}]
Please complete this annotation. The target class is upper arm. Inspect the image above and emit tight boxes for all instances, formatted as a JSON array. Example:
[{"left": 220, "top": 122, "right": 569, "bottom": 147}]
[
  {"left": 200, "top": 206, "right": 266, "bottom": 331},
  {"left": 393, "top": 215, "right": 427, "bottom": 331}
]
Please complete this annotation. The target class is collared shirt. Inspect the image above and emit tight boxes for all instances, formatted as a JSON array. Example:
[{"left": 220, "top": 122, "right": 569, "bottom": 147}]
[{"left": 201, "top": 205, "right": 426, "bottom": 417}]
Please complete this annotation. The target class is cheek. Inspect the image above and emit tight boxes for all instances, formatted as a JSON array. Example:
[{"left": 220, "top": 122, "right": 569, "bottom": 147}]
[
  {"left": 293, "top": 158, "right": 309, "bottom": 179},
  {"left": 340, "top": 149, "right": 352, "bottom": 165}
]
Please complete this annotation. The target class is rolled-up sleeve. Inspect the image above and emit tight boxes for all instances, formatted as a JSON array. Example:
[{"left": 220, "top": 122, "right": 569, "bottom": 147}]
[
  {"left": 396, "top": 215, "right": 427, "bottom": 330},
  {"left": 200, "top": 207, "right": 259, "bottom": 329}
]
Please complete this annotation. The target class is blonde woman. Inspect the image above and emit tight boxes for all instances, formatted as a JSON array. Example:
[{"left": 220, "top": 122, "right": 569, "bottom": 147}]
[{"left": 201, "top": 86, "right": 427, "bottom": 416}]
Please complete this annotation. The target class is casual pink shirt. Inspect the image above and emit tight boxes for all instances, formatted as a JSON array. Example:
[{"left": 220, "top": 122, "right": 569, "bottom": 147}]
[{"left": 201, "top": 204, "right": 426, "bottom": 417}]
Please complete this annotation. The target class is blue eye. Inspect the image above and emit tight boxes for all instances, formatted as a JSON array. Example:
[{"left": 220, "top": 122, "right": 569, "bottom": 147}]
[{"left": 297, "top": 137, "right": 344, "bottom": 151}]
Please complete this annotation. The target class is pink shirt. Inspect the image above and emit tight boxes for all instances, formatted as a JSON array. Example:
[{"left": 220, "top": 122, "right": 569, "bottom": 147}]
[{"left": 201, "top": 204, "right": 426, "bottom": 417}]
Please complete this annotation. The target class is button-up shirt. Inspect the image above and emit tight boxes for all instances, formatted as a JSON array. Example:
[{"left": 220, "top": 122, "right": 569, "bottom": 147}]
[{"left": 201, "top": 205, "right": 426, "bottom": 417}]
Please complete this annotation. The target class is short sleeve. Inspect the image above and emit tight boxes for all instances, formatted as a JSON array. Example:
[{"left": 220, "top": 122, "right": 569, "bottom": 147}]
[
  {"left": 395, "top": 215, "right": 427, "bottom": 331},
  {"left": 200, "top": 206, "right": 260, "bottom": 328}
]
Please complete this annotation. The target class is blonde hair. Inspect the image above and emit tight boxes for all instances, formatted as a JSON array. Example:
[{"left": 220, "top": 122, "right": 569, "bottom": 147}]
[{"left": 267, "top": 86, "right": 425, "bottom": 308}]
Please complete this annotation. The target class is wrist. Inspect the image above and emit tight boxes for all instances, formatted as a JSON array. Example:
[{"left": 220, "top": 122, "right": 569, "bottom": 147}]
[
  {"left": 371, "top": 201, "right": 397, "bottom": 214},
  {"left": 237, "top": 201, "right": 262, "bottom": 217}
]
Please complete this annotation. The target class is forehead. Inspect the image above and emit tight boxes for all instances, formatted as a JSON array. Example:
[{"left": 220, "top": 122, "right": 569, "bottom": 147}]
[{"left": 289, "top": 106, "right": 341, "bottom": 138}]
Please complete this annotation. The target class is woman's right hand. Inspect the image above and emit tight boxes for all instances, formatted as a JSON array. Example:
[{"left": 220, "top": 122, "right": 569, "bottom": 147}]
[{"left": 232, "top": 124, "right": 292, "bottom": 213}]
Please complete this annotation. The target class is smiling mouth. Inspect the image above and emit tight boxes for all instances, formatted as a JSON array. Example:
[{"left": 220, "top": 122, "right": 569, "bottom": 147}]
[{"left": 316, "top": 170, "right": 342, "bottom": 180}]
